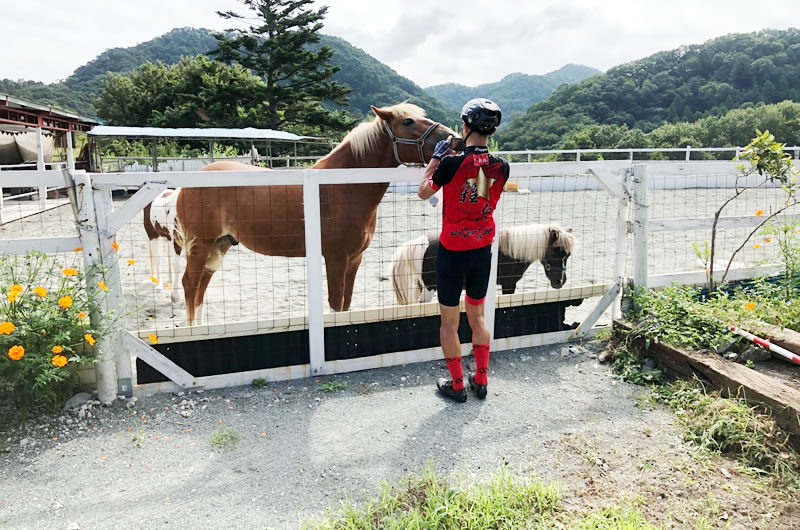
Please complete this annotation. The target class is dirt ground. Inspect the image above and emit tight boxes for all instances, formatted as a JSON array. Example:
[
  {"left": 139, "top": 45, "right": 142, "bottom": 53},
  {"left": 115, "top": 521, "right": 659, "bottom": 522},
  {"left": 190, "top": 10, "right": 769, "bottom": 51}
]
[{"left": 1, "top": 340, "right": 796, "bottom": 530}]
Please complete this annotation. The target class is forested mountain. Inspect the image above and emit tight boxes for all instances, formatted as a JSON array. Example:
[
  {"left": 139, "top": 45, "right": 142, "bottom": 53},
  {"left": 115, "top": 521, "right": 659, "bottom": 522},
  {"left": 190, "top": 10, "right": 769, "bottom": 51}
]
[
  {"left": 498, "top": 29, "right": 800, "bottom": 150},
  {"left": 1, "top": 27, "right": 453, "bottom": 123},
  {"left": 425, "top": 64, "right": 600, "bottom": 122}
]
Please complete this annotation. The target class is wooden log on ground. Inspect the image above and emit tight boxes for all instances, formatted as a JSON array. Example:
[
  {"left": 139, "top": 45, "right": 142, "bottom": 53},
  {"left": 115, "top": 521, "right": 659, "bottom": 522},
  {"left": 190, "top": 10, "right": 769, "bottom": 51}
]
[
  {"left": 755, "top": 321, "right": 800, "bottom": 358},
  {"left": 614, "top": 319, "right": 800, "bottom": 436}
]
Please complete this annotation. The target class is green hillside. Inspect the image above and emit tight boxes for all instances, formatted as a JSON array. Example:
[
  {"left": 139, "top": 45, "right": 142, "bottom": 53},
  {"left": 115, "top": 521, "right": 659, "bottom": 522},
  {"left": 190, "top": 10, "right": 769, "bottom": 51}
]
[
  {"left": 498, "top": 29, "right": 800, "bottom": 150},
  {"left": 1, "top": 27, "right": 453, "bottom": 123},
  {"left": 425, "top": 64, "right": 601, "bottom": 122}
]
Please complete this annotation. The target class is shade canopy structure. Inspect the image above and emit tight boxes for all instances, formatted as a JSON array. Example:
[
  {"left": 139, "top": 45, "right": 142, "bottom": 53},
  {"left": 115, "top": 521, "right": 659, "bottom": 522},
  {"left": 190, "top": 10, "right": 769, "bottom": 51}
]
[{"left": 0, "top": 93, "right": 99, "bottom": 133}]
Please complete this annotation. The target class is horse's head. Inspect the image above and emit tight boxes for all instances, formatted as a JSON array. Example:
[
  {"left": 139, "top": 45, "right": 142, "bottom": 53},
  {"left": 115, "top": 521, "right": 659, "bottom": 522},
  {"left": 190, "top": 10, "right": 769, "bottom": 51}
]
[
  {"left": 370, "top": 104, "right": 457, "bottom": 165},
  {"left": 541, "top": 227, "right": 576, "bottom": 289}
]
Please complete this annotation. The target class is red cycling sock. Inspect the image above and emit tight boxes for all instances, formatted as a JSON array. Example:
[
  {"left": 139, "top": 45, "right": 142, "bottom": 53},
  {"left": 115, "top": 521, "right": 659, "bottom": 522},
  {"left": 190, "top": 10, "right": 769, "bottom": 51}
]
[
  {"left": 445, "top": 356, "right": 464, "bottom": 391},
  {"left": 473, "top": 344, "right": 490, "bottom": 385}
]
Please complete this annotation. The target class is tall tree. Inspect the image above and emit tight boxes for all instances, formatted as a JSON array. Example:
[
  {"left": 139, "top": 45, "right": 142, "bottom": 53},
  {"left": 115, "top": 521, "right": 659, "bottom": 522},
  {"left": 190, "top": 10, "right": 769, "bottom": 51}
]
[{"left": 211, "top": 0, "right": 354, "bottom": 134}]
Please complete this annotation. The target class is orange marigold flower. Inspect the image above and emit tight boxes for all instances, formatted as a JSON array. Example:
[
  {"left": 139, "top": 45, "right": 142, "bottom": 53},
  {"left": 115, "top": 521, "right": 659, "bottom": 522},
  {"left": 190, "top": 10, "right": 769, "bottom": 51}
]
[
  {"left": 9, "top": 284, "right": 23, "bottom": 293},
  {"left": 127, "top": 259, "right": 135, "bottom": 266},
  {"left": 51, "top": 345, "right": 64, "bottom": 354},
  {"left": 58, "top": 296, "right": 73, "bottom": 309},
  {"left": 148, "top": 333, "right": 158, "bottom": 345},
  {"left": 754, "top": 244, "right": 762, "bottom": 249},
  {"left": 744, "top": 302, "right": 756, "bottom": 311},
  {"left": 112, "top": 241, "right": 119, "bottom": 252},
  {"left": 150, "top": 276, "right": 159, "bottom": 285},
  {"left": 78, "top": 312, "right": 87, "bottom": 319},
  {"left": 0, "top": 321, "right": 15, "bottom": 335},
  {"left": 755, "top": 209, "right": 764, "bottom": 217},
  {"left": 7, "top": 292, "right": 18, "bottom": 303},
  {"left": 164, "top": 282, "right": 170, "bottom": 289},
  {"left": 72, "top": 247, "right": 83, "bottom": 252},
  {"left": 34, "top": 286, "right": 47, "bottom": 297},
  {"left": 84, "top": 333, "right": 96, "bottom": 346},
  {"left": 8, "top": 345, "right": 24, "bottom": 361},
  {"left": 51, "top": 355, "right": 68, "bottom": 367},
  {"left": 62, "top": 268, "right": 78, "bottom": 277},
  {"left": 764, "top": 237, "right": 772, "bottom": 243},
  {"left": 98, "top": 281, "right": 108, "bottom": 292}
]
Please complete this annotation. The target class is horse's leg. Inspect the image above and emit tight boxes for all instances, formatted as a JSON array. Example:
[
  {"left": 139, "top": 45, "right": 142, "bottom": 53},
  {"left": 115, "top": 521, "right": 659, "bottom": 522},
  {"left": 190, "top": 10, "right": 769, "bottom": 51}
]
[
  {"left": 169, "top": 249, "right": 183, "bottom": 304},
  {"left": 148, "top": 238, "right": 166, "bottom": 289},
  {"left": 341, "top": 253, "right": 364, "bottom": 311},
  {"left": 182, "top": 239, "right": 214, "bottom": 326},
  {"left": 324, "top": 254, "right": 347, "bottom": 311},
  {"left": 192, "top": 238, "right": 233, "bottom": 325}
]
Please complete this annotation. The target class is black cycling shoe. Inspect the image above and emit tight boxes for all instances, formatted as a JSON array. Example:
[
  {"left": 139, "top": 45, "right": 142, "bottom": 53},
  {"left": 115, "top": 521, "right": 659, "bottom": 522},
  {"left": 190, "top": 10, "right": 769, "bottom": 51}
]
[
  {"left": 437, "top": 378, "right": 467, "bottom": 403},
  {"left": 468, "top": 373, "right": 487, "bottom": 400}
]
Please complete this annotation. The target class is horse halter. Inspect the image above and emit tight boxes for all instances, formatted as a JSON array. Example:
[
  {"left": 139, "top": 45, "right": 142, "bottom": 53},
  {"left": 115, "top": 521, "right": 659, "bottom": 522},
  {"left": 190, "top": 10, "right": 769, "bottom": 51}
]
[
  {"left": 382, "top": 121, "right": 441, "bottom": 166},
  {"left": 543, "top": 256, "right": 568, "bottom": 273}
]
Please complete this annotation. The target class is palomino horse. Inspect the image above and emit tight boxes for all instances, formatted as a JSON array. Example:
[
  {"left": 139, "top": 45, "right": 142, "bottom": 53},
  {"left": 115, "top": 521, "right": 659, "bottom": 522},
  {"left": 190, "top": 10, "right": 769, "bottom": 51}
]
[
  {"left": 392, "top": 224, "right": 576, "bottom": 305},
  {"left": 175, "top": 103, "right": 456, "bottom": 324}
]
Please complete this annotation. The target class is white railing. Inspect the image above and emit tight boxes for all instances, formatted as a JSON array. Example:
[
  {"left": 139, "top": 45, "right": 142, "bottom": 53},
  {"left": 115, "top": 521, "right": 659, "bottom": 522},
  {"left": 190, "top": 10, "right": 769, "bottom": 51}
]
[{"left": 496, "top": 145, "right": 800, "bottom": 162}]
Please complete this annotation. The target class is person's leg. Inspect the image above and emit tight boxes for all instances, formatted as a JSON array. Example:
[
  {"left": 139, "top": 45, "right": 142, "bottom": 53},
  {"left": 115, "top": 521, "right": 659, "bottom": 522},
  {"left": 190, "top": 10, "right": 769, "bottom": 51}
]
[
  {"left": 465, "top": 246, "right": 492, "bottom": 393},
  {"left": 436, "top": 244, "right": 467, "bottom": 401}
]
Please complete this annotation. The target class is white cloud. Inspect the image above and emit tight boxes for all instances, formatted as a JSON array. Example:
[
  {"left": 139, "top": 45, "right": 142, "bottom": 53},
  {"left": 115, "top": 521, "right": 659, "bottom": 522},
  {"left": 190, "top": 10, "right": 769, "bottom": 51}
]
[{"left": 1, "top": 0, "right": 795, "bottom": 90}]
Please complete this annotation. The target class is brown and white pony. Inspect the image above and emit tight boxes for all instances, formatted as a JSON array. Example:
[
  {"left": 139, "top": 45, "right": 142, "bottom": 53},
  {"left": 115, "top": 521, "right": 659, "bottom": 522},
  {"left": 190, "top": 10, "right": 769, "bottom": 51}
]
[
  {"left": 175, "top": 104, "right": 456, "bottom": 324},
  {"left": 143, "top": 189, "right": 183, "bottom": 304},
  {"left": 392, "top": 224, "right": 576, "bottom": 305}
]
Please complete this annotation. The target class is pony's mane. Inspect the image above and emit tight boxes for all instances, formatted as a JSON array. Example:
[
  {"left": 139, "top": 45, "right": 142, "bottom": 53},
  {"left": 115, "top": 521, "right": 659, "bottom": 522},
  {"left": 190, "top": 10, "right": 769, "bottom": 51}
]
[
  {"left": 342, "top": 103, "right": 428, "bottom": 161},
  {"left": 499, "top": 224, "right": 575, "bottom": 262}
]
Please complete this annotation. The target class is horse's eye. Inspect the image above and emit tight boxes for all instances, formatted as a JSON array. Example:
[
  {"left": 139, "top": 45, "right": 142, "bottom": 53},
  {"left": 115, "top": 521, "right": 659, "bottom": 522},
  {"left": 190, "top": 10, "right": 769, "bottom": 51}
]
[{"left": 403, "top": 118, "right": 414, "bottom": 126}]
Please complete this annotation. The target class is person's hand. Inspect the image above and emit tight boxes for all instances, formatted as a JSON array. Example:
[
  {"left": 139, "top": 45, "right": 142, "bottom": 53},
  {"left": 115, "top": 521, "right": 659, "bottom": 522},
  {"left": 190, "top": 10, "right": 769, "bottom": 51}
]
[{"left": 432, "top": 138, "right": 453, "bottom": 160}]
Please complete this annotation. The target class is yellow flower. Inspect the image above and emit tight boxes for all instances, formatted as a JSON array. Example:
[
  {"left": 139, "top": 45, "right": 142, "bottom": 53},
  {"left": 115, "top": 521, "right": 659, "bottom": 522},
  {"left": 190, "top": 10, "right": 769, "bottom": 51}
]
[
  {"left": 58, "top": 296, "right": 73, "bottom": 309},
  {"left": 764, "top": 237, "right": 771, "bottom": 243},
  {"left": 62, "top": 268, "right": 78, "bottom": 277},
  {"left": 112, "top": 241, "right": 119, "bottom": 252},
  {"left": 148, "top": 333, "right": 158, "bottom": 345},
  {"left": 755, "top": 209, "right": 764, "bottom": 217},
  {"left": 127, "top": 259, "right": 135, "bottom": 266},
  {"left": 98, "top": 281, "right": 108, "bottom": 292},
  {"left": 753, "top": 244, "right": 762, "bottom": 249},
  {"left": 7, "top": 292, "right": 18, "bottom": 303},
  {"left": 72, "top": 247, "right": 83, "bottom": 252},
  {"left": 51, "top": 345, "right": 64, "bottom": 354},
  {"left": 744, "top": 302, "right": 756, "bottom": 311},
  {"left": 84, "top": 333, "right": 96, "bottom": 346},
  {"left": 34, "top": 286, "right": 47, "bottom": 297},
  {"left": 150, "top": 276, "right": 159, "bottom": 285},
  {"left": 164, "top": 282, "right": 170, "bottom": 289},
  {"left": 9, "top": 284, "right": 23, "bottom": 293},
  {"left": 8, "top": 345, "right": 24, "bottom": 361},
  {"left": 0, "top": 321, "right": 15, "bottom": 335},
  {"left": 51, "top": 355, "right": 68, "bottom": 367},
  {"left": 78, "top": 312, "right": 87, "bottom": 319}
]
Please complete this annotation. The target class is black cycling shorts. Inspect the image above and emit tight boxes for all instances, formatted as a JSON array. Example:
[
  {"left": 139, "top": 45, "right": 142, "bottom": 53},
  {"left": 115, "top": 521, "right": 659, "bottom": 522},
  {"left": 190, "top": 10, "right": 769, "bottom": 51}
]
[{"left": 436, "top": 243, "right": 492, "bottom": 307}]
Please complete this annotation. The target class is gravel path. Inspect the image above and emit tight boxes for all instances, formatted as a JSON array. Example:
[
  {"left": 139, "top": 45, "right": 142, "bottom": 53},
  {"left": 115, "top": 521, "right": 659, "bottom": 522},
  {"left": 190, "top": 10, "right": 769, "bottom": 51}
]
[{"left": 2, "top": 340, "right": 795, "bottom": 529}]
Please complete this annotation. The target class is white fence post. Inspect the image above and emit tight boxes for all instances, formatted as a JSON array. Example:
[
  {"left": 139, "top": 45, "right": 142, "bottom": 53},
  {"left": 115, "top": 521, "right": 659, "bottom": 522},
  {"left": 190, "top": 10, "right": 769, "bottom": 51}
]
[
  {"left": 485, "top": 237, "right": 500, "bottom": 342},
  {"left": 303, "top": 170, "right": 325, "bottom": 375},
  {"left": 65, "top": 130, "right": 75, "bottom": 171},
  {"left": 36, "top": 127, "right": 47, "bottom": 210},
  {"left": 685, "top": 145, "right": 691, "bottom": 161},
  {"left": 72, "top": 172, "right": 117, "bottom": 403},
  {"left": 612, "top": 168, "right": 632, "bottom": 320},
  {"left": 632, "top": 164, "right": 649, "bottom": 291},
  {"left": 93, "top": 186, "right": 133, "bottom": 397}
]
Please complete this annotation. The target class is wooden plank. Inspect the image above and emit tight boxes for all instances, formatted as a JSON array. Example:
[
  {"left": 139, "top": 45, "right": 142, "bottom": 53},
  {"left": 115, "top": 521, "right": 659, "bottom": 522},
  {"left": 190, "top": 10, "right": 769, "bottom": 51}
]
[
  {"left": 754, "top": 321, "right": 800, "bottom": 357},
  {"left": 123, "top": 331, "right": 203, "bottom": 390},
  {"left": 632, "top": 164, "right": 648, "bottom": 289},
  {"left": 103, "top": 181, "right": 168, "bottom": 236},
  {"left": 303, "top": 171, "right": 325, "bottom": 375},
  {"left": 0, "top": 235, "right": 81, "bottom": 255},
  {"left": 570, "top": 280, "right": 620, "bottom": 339},
  {"left": 647, "top": 266, "right": 781, "bottom": 289},
  {"left": 614, "top": 319, "right": 800, "bottom": 436},
  {"left": 588, "top": 168, "right": 625, "bottom": 200}
]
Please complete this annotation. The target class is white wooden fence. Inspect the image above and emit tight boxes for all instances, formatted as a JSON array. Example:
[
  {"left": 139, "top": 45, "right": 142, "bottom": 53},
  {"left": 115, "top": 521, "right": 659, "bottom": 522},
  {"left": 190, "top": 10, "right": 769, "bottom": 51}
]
[{"left": 0, "top": 156, "right": 789, "bottom": 402}]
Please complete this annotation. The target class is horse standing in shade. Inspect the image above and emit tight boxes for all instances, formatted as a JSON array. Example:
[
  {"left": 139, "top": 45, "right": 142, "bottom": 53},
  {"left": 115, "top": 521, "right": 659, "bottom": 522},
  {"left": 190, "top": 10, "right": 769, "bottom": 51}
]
[
  {"left": 392, "top": 224, "right": 576, "bottom": 305},
  {"left": 143, "top": 188, "right": 183, "bottom": 304},
  {"left": 174, "top": 103, "right": 456, "bottom": 324}
]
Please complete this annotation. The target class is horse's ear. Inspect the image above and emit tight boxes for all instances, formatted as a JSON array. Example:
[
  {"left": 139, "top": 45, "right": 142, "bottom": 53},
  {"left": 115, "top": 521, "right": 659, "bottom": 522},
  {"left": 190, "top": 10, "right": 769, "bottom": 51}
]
[
  {"left": 566, "top": 228, "right": 573, "bottom": 233},
  {"left": 371, "top": 105, "right": 394, "bottom": 122}
]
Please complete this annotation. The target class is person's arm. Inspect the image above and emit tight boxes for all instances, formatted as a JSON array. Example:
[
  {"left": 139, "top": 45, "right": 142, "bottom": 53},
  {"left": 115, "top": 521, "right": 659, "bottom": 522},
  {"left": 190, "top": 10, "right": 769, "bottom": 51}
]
[{"left": 418, "top": 138, "right": 452, "bottom": 200}]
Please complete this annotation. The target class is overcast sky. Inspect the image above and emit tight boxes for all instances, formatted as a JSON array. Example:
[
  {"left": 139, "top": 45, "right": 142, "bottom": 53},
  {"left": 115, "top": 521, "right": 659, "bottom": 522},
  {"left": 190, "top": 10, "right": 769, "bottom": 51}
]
[{"left": 2, "top": 1, "right": 795, "bottom": 88}]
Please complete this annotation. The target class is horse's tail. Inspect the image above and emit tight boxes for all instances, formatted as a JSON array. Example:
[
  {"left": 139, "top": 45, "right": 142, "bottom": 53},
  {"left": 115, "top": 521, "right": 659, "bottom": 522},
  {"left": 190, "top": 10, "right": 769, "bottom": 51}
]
[{"left": 392, "top": 235, "right": 429, "bottom": 305}]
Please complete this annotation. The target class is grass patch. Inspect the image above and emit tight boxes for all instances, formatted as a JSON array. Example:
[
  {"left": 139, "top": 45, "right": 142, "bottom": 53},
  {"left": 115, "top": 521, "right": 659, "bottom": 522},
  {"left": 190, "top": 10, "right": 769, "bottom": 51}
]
[
  {"left": 303, "top": 464, "right": 665, "bottom": 529},
  {"left": 131, "top": 427, "right": 146, "bottom": 448},
  {"left": 650, "top": 379, "right": 800, "bottom": 487},
  {"left": 320, "top": 381, "right": 347, "bottom": 393},
  {"left": 209, "top": 426, "right": 240, "bottom": 451},
  {"left": 251, "top": 377, "right": 268, "bottom": 388}
]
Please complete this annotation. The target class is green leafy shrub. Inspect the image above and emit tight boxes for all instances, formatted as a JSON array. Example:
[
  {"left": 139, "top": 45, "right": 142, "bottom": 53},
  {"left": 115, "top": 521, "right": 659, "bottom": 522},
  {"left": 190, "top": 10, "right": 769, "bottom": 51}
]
[{"left": 0, "top": 252, "right": 111, "bottom": 410}]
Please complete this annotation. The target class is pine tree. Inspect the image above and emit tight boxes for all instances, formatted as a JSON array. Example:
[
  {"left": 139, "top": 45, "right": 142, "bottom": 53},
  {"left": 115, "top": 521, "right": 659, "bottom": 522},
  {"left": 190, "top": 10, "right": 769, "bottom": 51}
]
[{"left": 211, "top": 0, "right": 355, "bottom": 134}]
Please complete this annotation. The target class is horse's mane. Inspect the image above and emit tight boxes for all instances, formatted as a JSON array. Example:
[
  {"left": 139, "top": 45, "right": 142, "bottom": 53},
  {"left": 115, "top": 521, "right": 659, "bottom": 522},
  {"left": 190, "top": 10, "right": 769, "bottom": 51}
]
[
  {"left": 342, "top": 103, "right": 428, "bottom": 161},
  {"left": 499, "top": 224, "right": 575, "bottom": 262}
]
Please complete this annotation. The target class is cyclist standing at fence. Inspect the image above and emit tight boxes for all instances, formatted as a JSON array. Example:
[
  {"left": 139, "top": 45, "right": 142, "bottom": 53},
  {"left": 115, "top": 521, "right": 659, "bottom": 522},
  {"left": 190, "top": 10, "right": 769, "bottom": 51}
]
[{"left": 417, "top": 98, "right": 508, "bottom": 402}]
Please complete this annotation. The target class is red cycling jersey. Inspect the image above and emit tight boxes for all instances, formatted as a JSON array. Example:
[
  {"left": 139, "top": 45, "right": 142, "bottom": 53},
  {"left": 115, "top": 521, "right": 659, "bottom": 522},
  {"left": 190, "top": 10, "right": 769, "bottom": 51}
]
[{"left": 428, "top": 146, "right": 509, "bottom": 251}]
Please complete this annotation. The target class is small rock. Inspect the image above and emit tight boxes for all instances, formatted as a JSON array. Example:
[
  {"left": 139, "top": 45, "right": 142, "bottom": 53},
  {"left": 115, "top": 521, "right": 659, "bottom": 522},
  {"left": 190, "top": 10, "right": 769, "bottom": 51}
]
[
  {"left": 740, "top": 346, "right": 771, "bottom": 363},
  {"left": 712, "top": 340, "right": 735, "bottom": 354},
  {"left": 643, "top": 358, "right": 657, "bottom": 371},
  {"left": 519, "top": 354, "right": 532, "bottom": 362},
  {"left": 400, "top": 376, "right": 407, "bottom": 382},
  {"left": 179, "top": 410, "right": 191, "bottom": 418},
  {"left": 63, "top": 392, "right": 91, "bottom": 411},
  {"left": 724, "top": 352, "right": 739, "bottom": 362},
  {"left": 233, "top": 390, "right": 252, "bottom": 399},
  {"left": 117, "top": 395, "right": 127, "bottom": 400},
  {"left": 67, "top": 523, "right": 80, "bottom": 530}
]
